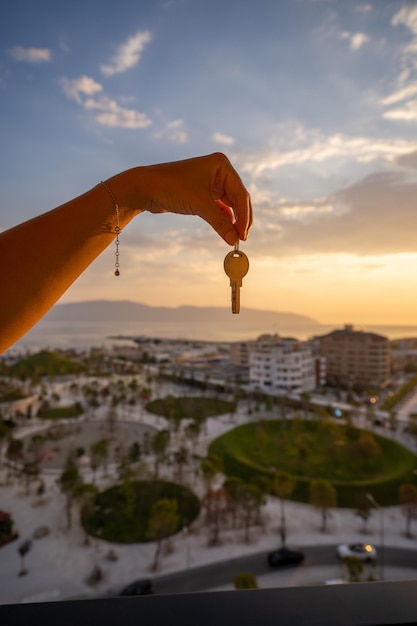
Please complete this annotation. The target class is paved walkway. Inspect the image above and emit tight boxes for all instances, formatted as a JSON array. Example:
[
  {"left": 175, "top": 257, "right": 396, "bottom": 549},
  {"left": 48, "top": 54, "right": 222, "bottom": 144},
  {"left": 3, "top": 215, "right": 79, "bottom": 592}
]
[
  {"left": 2, "top": 402, "right": 417, "bottom": 605},
  {"left": 1, "top": 465, "right": 417, "bottom": 605}
]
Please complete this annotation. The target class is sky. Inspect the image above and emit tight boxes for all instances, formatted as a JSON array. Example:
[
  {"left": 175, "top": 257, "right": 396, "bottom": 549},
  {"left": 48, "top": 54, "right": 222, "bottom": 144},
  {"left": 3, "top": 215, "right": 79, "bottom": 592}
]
[{"left": 3, "top": 0, "right": 417, "bottom": 326}]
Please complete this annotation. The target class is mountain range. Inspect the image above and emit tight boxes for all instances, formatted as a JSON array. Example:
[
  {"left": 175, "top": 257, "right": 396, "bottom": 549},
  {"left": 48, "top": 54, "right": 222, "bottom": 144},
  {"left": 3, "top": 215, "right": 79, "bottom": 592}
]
[{"left": 44, "top": 300, "right": 321, "bottom": 329}]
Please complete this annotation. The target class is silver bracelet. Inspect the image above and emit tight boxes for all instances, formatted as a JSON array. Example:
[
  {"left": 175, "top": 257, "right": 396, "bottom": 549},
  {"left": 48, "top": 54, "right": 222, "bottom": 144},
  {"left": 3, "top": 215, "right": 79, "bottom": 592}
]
[{"left": 100, "top": 180, "right": 121, "bottom": 276}]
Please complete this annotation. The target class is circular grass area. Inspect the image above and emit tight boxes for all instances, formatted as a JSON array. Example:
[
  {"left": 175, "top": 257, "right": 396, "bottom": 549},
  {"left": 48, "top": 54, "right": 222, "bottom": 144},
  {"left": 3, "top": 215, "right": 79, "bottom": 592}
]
[
  {"left": 146, "top": 395, "right": 235, "bottom": 422},
  {"left": 209, "top": 419, "right": 417, "bottom": 507},
  {"left": 82, "top": 480, "right": 200, "bottom": 543}
]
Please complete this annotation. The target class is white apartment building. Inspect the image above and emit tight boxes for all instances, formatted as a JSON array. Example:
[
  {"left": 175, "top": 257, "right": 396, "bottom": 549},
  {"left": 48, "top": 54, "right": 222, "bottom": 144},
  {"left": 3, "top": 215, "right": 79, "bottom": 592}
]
[{"left": 249, "top": 335, "right": 320, "bottom": 393}]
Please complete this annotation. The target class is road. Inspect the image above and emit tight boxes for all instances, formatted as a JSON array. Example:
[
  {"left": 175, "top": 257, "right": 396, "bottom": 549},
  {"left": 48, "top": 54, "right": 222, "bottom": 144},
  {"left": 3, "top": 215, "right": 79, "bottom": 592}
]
[{"left": 150, "top": 544, "right": 417, "bottom": 595}]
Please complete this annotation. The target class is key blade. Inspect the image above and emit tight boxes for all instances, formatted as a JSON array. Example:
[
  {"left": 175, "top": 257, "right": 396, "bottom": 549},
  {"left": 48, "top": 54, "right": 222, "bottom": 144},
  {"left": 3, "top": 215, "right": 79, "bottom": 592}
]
[{"left": 231, "top": 280, "right": 240, "bottom": 314}]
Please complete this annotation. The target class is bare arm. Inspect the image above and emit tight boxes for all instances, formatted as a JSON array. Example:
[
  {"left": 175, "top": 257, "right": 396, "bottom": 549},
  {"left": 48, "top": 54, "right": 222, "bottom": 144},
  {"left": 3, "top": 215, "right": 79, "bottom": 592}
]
[{"left": 1, "top": 153, "right": 252, "bottom": 353}]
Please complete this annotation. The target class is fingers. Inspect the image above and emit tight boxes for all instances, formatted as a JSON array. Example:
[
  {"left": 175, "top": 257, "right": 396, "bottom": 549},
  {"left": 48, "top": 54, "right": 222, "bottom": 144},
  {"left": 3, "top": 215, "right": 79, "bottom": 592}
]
[
  {"left": 210, "top": 153, "right": 253, "bottom": 242},
  {"left": 201, "top": 199, "right": 240, "bottom": 246}
]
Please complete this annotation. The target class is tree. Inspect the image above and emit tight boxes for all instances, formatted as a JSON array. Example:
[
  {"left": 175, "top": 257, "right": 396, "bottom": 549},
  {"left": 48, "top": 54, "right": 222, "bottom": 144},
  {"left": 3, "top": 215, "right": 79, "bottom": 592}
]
[
  {"left": 75, "top": 482, "right": 99, "bottom": 545},
  {"left": 90, "top": 439, "right": 110, "bottom": 480},
  {"left": 205, "top": 487, "right": 230, "bottom": 546},
  {"left": 272, "top": 471, "right": 296, "bottom": 545},
  {"left": 342, "top": 556, "right": 364, "bottom": 583},
  {"left": 173, "top": 445, "right": 188, "bottom": 484},
  {"left": 6, "top": 437, "right": 23, "bottom": 481},
  {"left": 238, "top": 482, "right": 265, "bottom": 544},
  {"left": 399, "top": 483, "right": 417, "bottom": 537},
  {"left": 151, "top": 430, "right": 170, "bottom": 479},
  {"left": 106, "top": 407, "right": 118, "bottom": 434},
  {"left": 295, "top": 432, "right": 312, "bottom": 473},
  {"left": 355, "top": 493, "right": 373, "bottom": 533},
  {"left": 148, "top": 498, "right": 179, "bottom": 571},
  {"left": 17, "top": 539, "right": 32, "bottom": 577},
  {"left": 233, "top": 572, "right": 258, "bottom": 589},
  {"left": 58, "top": 456, "right": 82, "bottom": 529},
  {"left": 117, "top": 455, "right": 137, "bottom": 519},
  {"left": 309, "top": 479, "right": 337, "bottom": 532},
  {"left": 201, "top": 455, "right": 223, "bottom": 520},
  {"left": 224, "top": 476, "right": 244, "bottom": 529}
]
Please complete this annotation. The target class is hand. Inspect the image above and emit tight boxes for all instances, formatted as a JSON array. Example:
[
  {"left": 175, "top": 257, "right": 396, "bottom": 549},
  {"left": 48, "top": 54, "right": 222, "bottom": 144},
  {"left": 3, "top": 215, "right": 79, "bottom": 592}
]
[{"left": 143, "top": 152, "right": 253, "bottom": 245}]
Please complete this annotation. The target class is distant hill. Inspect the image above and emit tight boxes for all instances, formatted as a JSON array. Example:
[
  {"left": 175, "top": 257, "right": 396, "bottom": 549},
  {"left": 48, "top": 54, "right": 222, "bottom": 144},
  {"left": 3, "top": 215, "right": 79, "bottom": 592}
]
[{"left": 44, "top": 300, "right": 321, "bottom": 328}]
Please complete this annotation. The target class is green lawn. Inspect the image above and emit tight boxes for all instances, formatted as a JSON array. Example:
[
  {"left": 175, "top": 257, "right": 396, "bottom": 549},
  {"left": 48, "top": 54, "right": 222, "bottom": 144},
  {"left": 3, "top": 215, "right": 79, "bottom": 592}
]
[
  {"left": 146, "top": 395, "right": 235, "bottom": 422},
  {"left": 209, "top": 419, "right": 417, "bottom": 507},
  {"left": 82, "top": 480, "right": 200, "bottom": 543},
  {"left": 37, "top": 404, "right": 84, "bottom": 419}
]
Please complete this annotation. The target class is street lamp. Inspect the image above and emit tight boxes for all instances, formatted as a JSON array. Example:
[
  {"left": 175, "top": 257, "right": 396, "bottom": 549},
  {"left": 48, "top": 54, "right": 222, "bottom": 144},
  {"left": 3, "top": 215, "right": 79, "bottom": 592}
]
[{"left": 366, "top": 493, "right": 384, "bottom": 580}]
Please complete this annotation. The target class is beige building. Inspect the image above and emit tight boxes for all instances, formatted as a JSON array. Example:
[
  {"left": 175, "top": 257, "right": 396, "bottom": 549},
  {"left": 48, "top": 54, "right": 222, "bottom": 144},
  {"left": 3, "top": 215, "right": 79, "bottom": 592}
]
[
  {"left": 317, "top": 324, "right": 390, "bottom": 388},
  {"left": 248, "top": 334, "right": 322, "bottom": 394}
]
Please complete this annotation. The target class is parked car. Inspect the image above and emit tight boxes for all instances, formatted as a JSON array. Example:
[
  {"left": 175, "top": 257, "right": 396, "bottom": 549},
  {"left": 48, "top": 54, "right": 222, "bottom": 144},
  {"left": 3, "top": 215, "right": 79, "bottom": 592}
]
[
  {"left": 119, "top": 579, "right": 155, "bottom": 596},
  {"left": 267, "top": 546, "right": 305, "bottom": 567},
  {"left": 336, "top": 543, "right": 377, "bottom": 562}
]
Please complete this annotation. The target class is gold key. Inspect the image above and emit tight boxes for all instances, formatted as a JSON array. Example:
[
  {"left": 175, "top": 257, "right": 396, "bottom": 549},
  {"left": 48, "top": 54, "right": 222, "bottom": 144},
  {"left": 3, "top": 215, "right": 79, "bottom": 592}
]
[{"left": 224, "top": 244, "right": 249, "bottom": 314}]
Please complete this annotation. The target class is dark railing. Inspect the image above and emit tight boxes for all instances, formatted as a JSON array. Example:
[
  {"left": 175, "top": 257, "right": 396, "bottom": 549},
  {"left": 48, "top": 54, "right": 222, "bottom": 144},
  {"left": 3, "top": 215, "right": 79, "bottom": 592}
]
[{"left": 1, "top": 579, "right": 417, "bottom": 626}]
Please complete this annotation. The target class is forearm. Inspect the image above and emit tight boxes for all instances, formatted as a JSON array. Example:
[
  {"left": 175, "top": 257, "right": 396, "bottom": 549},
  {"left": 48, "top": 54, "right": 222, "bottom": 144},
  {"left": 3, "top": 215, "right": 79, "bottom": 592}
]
[
  {"left": 0, "top": 168, "right": 145, "bottom": 353},
  {"left": 0, "top": 153, "right": 252, "bottom": 354}
]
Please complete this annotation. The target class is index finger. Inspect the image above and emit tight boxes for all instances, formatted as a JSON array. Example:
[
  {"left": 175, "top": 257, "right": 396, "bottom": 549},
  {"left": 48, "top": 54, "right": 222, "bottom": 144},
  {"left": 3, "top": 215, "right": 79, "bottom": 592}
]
[{"left": 213, "top": 162, "right": 253, "bottom": 240}]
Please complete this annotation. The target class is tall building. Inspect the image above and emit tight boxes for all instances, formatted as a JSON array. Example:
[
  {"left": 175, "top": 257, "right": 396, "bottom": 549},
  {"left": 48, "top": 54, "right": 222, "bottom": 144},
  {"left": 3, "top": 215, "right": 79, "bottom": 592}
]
[
  {"left": 248, "top": 334, "right": 322, "bottom": 393},
  {"left": 317, "top": 324, "right": 390, "bottom": 388}
]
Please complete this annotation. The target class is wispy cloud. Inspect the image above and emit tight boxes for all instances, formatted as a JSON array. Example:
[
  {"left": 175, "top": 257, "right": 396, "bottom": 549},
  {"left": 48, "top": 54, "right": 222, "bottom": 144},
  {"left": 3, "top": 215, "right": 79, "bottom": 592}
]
[
  {"left": 238, "top": 131, "right": 417, "bottom": 176},
  {"left": 84, "top": 96, "right": 151, "bottom": 129},
  {"left": 8, "top": 46, "right": 51, "bottom": 63},
  {"left": 154, "top": 118, "right": 188, "bottom": 143},
  {"left": 59, "top": 76, "right": 103, "bottom": 104},
  {"left": 381, "top": 7, "right": 417, "bottom": 121},
  {"left": 212, "top": 131, "right": 235, "bottom": 145},
  {"left": 100, "top": 30, "right": 152, "bottom": 77},
  {"left": 392, "top": 5, "right": 417, "bottom": 35},
  {"left": 60, "top": 75, "right": 151, "bottom": 129},
  {"left": 340, "top": 31, "right": 369, "bottom": 51},
  {"left": 246, "top": 171, "right": 417, "bottom": 259}
]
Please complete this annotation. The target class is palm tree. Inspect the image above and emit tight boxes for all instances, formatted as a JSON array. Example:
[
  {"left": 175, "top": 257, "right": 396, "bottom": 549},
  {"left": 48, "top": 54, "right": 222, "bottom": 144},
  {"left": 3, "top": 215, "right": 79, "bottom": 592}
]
[
  {"left": 149, "top": 498, "right": 179, "bottom": 571},
  {"left": 58, "top": 455, "right": 82, "bottom": 529},
  {"left": 6, "top": 437, "right": 24, "bottom": 482},
  {"left": 355, "top": 492, "right": 373, "bottom": 533},
  {"left": 309, "top": 479, "right": 337, "bottom": 532},
  {"left": 90, "top": 439, "right": 110, "bottom": 478},
  {"left": 151, "top": 430, "right": 170, "bottom": 479},
  {"left": 173, "top": 446, "right": 188, "bottom": 484},
  {"left": 272, "top": 471, "right": 296, "bottom": 545},
  {"left": 75, "top": 483, "right": 99, "bottom": 545},
  {"left": 399, "top": 483, "right": 417, "bottom": 537}
]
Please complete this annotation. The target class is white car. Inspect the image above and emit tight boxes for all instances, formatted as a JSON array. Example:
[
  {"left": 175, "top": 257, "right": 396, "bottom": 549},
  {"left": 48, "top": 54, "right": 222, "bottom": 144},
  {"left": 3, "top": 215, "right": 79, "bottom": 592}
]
[{"left": 336, "top": 543, "right": 377, "bottom": 562}]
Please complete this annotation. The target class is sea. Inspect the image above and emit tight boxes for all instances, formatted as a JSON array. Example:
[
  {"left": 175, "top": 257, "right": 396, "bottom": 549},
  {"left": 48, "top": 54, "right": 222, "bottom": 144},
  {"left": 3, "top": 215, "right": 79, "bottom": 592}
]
[{"left": 7, "top": 319, "right": 417, "bottom": 353}]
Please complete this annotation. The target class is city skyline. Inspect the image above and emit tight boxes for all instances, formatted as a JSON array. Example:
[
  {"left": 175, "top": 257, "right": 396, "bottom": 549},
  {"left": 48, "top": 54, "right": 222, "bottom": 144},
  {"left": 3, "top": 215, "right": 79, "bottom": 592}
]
[{"left": 3, "top": 1, "right": 417, "bottom": 326}]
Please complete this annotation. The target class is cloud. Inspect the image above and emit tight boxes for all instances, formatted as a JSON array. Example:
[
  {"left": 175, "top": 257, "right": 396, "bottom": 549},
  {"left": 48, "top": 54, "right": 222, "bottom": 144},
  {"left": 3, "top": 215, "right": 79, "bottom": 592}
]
[
  {"left": 212, "top": 132, "right": 235, "bottom": 145},
  {"left": 380, "top": 82, "right": 417, "bottom": 106},
  {"left": 379, "top": 8, "right": 417, "bottom": 121},
  {"left": 238, "top": 131, "right": 417, "bottom": 176},
  {"left": 59, "top": 75, "right": 103, "bottom": 104},
  {"left": 100, "top": 30, "right": 152, "bottom": 77},
  {"left": 60, "top": 75, "right": 151, "bottom": 129},
  {"left": 340, "top": 31, "right": 369, "bottom": 51},
  {"left": 8, "top": 46, "right": 51, "bottom": 63},
  {"left": 154, "top": 119, "right": 188, "bottom": 143},
  {"left": 84, "top": 96, "right": 152, "bottom": 129},
  {"left": 383, "top": 100, "right": 417, "bottom": 121},
  {"left": 392, "top": 5, "right": 417, "bottom": 35},
  {"left": 249, "top": 171, "right": 417, "bottom": 258}
]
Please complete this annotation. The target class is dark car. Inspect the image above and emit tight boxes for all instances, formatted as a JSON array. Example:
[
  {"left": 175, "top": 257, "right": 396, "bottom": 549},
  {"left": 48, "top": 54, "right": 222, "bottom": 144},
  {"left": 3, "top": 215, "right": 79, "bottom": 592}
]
[
  {"left": 267, "top": 546, "right": 305, "bottom": 567},
  {"left": 119, "top": 579, "right": 155, "bottom": 596}
]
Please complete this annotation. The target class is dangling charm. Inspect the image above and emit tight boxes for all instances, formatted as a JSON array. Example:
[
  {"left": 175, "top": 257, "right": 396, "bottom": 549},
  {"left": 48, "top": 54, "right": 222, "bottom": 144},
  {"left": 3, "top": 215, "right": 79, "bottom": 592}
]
[{"left": 99, "top": 180, "right": 122, "bottom": 277}]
